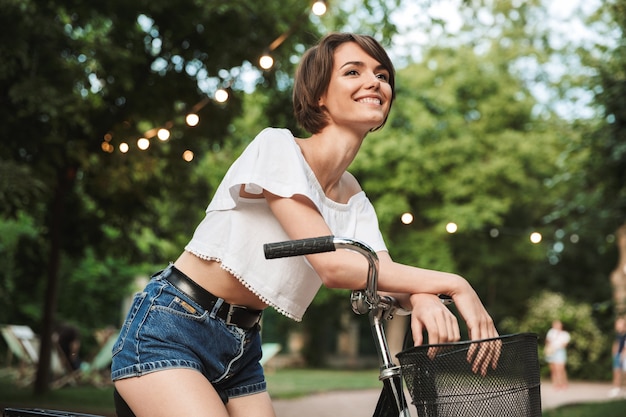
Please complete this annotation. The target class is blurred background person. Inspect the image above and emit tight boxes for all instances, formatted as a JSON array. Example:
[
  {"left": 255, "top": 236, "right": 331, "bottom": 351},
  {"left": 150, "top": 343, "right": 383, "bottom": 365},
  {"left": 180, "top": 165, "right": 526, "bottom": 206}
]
[
  {"left": 609, "top": 317, "right": 626, "bottom": 398},
  {"left": 545, "top": 319, "right": 570, "bottom": 390}
]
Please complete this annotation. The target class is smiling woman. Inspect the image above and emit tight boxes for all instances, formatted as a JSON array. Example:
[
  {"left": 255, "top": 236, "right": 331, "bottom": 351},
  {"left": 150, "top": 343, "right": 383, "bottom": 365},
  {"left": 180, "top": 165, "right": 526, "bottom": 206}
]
[{"left": 110, "top": 32, "right": 498, "bottom": 417}]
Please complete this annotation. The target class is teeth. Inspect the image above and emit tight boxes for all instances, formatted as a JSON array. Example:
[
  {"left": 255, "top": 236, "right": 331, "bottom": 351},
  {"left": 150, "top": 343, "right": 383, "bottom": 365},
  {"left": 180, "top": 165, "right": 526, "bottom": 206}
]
[{"left": 358, "top": 97, "right": 381, "bottom": 104}]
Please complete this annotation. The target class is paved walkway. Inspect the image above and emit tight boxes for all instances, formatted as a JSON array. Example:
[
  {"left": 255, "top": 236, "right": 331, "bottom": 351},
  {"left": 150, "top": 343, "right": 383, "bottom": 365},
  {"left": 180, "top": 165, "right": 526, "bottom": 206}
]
[{"left": 273, "top": 381, "right": 618, "bottom": 417}]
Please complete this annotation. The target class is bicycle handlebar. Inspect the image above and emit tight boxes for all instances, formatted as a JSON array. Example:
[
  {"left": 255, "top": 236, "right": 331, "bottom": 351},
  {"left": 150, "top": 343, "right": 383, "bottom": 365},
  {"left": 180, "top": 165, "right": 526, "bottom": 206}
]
[
  {"left": 263, "top": 235, "right": 336, "bottom": 259},
  {"left": 264, "top": 236, "right": 410, "bottom": 318}
]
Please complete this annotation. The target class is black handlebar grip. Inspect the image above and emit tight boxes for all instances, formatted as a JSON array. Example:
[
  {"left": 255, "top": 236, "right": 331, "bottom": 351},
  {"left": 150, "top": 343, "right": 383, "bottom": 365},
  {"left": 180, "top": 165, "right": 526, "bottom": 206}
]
[{"left": 264, "top": 235, "right": 336, "bottom": 259}]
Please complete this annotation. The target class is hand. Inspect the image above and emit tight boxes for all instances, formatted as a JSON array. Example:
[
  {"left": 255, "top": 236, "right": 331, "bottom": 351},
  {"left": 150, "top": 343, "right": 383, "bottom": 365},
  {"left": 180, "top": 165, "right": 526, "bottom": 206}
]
[
  {"left": 450, "top": 282, "right": 501, "bottom": 375},
  {"left": 409, "top": 293, "right": 460, "bottom": 348}
]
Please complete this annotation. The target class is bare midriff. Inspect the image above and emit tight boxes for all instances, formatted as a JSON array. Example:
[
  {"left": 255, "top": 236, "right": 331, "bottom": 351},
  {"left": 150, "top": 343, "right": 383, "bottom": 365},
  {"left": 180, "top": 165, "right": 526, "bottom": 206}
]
[{"left": 173, "top": 251, "right": 268, "bottom": 311}]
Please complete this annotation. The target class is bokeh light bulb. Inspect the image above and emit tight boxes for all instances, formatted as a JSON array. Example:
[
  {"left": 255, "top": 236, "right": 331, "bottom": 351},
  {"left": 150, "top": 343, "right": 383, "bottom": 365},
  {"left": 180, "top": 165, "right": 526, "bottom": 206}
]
[
  {"left": 401, "top": 212, "right": 414, "bottom": 225},
  {"left": 312, "top": 1, "right": 327, "bottom": 16},
  {"left": 530, "top": 232, "right": 542, "bottom": 244},
  {"left": 137, "top": 137, "right": 150, "bottom": 150},
  {"left": 259, "top": 54, "right": 274, "bottom": 70},
  {"left": 215, "top": 88, "right": 229, "bottom": 103},
  {"left": 186, "top": 113, "right": 199, "bottom": 127},
  {"left": 157, "top": 128, "right": 170, "bottom": 141},
  {"left": 183, "top": 150, "right": 194, "bottom": 162}
]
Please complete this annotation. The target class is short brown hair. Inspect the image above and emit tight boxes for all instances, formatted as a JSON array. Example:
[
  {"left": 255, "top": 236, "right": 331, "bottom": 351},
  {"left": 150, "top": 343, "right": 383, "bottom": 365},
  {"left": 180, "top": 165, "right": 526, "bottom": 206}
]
[{"left": 293, "top": 33, "right": 396, "bottom": 134}]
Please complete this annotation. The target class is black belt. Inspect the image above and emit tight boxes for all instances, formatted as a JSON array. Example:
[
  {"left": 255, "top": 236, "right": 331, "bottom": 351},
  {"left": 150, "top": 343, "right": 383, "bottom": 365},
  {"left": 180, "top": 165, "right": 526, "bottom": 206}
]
[{"left": 165, "top": 265, "right": 262, "bottom": 330}]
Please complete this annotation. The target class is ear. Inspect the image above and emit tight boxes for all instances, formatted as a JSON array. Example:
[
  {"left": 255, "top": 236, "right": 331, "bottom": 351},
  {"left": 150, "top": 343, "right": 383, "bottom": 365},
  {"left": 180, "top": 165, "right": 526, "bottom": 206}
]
[{"left": 318, "top": 92, "right": 326, "bottom": 108}]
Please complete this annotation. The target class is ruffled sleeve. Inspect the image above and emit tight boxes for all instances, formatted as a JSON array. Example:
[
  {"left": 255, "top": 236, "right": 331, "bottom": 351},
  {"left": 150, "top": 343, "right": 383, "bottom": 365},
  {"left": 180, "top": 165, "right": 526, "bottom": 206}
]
[{"left": 207, "top": 128, "right": 314, "bottom": 212}]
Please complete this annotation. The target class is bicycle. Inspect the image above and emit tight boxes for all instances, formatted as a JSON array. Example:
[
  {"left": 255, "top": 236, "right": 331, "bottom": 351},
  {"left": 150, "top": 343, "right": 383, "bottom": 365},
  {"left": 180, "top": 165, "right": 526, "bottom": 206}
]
[{"left": 264, "top": 235, "right": 542, "bottom": 417}]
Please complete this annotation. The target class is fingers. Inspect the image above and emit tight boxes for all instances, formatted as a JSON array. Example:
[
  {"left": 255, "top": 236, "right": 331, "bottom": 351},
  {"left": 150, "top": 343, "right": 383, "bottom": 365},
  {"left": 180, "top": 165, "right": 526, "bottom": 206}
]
[
  {"left": 409, "top": 291, "right": 501, "bottom": 376},
  {"left": 465, "top": 310, "right": 500, "bottom": 375},
  {"left": 411, "top": 318, "right": 424, "bottom": 346},
  {"left": 409, "top": 294, "right": 460, "bottom": 356},
  {"left": 467, "top": 338, "right": 502, "bottom": 376}
]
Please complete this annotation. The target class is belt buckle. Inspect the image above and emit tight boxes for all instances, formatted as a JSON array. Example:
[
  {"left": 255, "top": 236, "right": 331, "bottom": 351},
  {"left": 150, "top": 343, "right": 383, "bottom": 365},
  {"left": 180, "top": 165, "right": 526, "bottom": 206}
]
[{"left": 226, "top": 304, "right": 260, "bottom": 328}]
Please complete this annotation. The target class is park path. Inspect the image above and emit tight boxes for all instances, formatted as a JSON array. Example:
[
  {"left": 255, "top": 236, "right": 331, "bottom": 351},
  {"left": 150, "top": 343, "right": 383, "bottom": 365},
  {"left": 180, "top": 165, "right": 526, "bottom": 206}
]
[{"left": 272, "top": 381, "right": 617, "bottom": 417}]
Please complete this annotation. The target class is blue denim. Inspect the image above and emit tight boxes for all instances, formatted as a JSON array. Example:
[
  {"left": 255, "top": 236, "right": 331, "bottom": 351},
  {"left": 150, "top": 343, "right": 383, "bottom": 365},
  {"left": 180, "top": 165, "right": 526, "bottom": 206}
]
[{"left": 111, "top": 265, "right": 266, "bottom": 401}]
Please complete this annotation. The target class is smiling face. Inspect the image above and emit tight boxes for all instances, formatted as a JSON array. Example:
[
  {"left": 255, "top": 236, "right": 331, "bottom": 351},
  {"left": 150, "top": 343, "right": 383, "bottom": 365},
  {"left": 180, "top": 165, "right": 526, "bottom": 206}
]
[
  {"left": 318, "top": 42, "right": 393, "bottom": 135},
  {"left": 293, "top": 33, "right": 395, "bottom": 134}
]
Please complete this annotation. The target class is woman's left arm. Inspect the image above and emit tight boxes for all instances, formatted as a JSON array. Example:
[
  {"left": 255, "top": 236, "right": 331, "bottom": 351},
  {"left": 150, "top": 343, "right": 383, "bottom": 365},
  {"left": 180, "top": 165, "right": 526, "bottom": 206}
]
[{"left": 377, "top": 251, "right": 497, "bottom": 345}]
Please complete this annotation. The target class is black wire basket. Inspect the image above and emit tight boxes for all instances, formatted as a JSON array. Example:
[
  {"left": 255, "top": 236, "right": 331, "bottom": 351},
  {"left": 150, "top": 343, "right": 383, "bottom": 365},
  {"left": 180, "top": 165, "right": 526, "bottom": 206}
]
[{"left": 396, "top": 333, "right": 541, "bottom": 417}]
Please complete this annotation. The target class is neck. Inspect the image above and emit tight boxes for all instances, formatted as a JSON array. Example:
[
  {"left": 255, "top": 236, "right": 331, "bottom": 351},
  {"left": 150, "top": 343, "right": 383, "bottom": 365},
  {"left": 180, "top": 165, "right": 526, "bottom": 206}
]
[{"left": 297, "top": 127, "right": 365, "bottom": 194}]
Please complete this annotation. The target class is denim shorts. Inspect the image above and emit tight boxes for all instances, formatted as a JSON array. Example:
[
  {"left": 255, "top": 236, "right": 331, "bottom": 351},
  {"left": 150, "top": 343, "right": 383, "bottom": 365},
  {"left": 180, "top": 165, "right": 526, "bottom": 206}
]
[
  {"left": 111, "top": 265, "right": 266, "bottom": 402},
  {"left": 545, "top": 348, "right": 566, "bottom": 364},
  {"left": 613, "top": 353, "right": 626, "bottom": 370}
]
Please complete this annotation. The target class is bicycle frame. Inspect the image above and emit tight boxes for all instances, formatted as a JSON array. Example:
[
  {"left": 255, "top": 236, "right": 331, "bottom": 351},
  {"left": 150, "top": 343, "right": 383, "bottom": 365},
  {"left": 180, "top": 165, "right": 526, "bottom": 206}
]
[{"left": 264, "top": 236, "right": 411, "bottom": 417}]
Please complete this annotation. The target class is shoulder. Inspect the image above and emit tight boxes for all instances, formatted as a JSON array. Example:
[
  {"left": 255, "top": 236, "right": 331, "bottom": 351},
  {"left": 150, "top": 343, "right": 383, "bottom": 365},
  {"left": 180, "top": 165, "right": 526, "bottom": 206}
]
[
  {"left": 254, "top": 127, "right": 294, "bottom": 144},
  {"left": 342, "top": 171, "right": 363, "bottom": 197},
  {"left": 246, "top": 128, "right": 299, "bottom": 159},
  {"left": 236, "top": 128, "right": 298, "bottom": 163}
]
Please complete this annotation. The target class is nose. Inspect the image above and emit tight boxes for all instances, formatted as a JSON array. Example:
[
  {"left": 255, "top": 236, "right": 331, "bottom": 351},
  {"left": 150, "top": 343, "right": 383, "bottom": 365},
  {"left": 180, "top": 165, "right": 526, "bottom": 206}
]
[{"left": 365, "top": 73, "right": 381, "bottom": 89}]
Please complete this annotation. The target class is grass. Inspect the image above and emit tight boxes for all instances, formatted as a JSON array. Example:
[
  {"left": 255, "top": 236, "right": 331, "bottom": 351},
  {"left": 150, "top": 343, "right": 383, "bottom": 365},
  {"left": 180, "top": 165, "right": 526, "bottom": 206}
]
[
  {"left": 0, "top": 371, "right": 116, "bottom": 416},
  {"left": 542, "top": 400, "right": 626, "bottom": 417},
  {"left": 2, "top": 368, "right": 626, "bottom": 416},
  {"left": 265, "top": 368, "right": 382, "bottom": 398}
]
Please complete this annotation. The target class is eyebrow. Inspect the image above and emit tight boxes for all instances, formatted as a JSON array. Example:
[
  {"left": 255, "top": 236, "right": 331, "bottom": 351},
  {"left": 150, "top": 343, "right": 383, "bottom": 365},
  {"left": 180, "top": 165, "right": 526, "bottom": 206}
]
[{"left": 339, "top": 61, "right": 388, "bottom": 72}]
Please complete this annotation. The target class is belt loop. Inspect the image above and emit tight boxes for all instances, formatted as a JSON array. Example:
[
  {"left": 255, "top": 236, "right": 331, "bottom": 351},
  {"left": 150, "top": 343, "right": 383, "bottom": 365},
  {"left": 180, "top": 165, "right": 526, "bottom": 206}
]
[{"left": 210, "top": 298, "right": 224, "bottom": 319}]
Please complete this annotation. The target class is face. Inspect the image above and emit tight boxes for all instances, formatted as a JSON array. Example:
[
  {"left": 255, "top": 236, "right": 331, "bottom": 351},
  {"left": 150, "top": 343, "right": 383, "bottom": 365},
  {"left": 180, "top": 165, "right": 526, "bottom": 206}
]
[{"left": 318, "top": 42, "right": 392, "bottom": 134}]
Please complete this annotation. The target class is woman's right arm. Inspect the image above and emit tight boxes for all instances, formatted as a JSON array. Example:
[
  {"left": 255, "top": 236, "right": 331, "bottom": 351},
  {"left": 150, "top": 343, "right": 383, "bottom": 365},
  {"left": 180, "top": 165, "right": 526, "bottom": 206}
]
[{"left": 264, "top": 190, "right": 498, "bottom": 344}]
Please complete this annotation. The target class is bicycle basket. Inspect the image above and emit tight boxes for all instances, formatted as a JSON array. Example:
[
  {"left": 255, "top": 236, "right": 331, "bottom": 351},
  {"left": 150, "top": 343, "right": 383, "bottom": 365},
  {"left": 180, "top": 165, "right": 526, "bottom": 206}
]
[{"left": 396, "top": 333, "right": 541, "bottom": 417}]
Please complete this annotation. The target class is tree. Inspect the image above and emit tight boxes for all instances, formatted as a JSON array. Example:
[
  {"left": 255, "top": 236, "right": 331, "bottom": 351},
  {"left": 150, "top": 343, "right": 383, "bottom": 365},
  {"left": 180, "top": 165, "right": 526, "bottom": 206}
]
[
  {"left": 582, "top": 0, "right": 626, "bottom": 317},
  {"left": 0, "top": 0, "right": 323, "bottom": 393}
]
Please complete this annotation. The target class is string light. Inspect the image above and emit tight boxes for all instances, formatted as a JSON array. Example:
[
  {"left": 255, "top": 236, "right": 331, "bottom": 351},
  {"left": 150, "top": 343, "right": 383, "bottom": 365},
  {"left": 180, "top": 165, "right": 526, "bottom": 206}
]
[
  {"left": 182, "top": 150, "right": 194, "bottom": 162},
  {"left": 101, "top": 142, "right": 114, "bottom": 153},
  {"left": 401, "top": 212, "right": 414, "bottom": 225},
  {"left": 157, "top": 128, "right": 170, "bottom": 141},
  {"left": 530, "top": 232, "right": 543, "bottom": 244},
  {"left": 215, "top": 88, "right": 229, "bottom": 103},
  {"left": 185, "top": 113, "right": 200, "bottom": 127},
  {"left": 137, "top": 138, "right": 150, "bottom": 150},
  {"left": 312, "top": 1, "right": 327, "bottom": 16},
  {"left": 104, "top": 3, "right": 329, "bottom": 159},
  {"left": 259, "top": 53, "right": 274, "bottom": 70},
  {"left": 401, "top": 212, "right": 556, "bottom": 245}
]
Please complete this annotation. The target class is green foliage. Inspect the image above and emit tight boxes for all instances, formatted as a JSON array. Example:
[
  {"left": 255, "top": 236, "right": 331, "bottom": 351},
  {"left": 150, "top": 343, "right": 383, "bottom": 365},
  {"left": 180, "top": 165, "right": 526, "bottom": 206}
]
[
  {"left": 576, "top": 0, "right": 626, "bottom": 240},
  {"left": 500, "top": 291, "right": 610, "bottom": 380},
  {"left": 0, "top": 213, "right": 41, "bottom": 325}
]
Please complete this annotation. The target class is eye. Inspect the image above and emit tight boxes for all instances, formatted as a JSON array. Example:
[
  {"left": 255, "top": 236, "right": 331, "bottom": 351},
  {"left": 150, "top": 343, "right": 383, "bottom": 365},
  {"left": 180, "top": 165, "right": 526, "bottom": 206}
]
[
  {"left": 344, "top": 69, "right": 359, "bottom": 76},
  {"left": 376, "top": 72, "right": 389, "bottom": 82}
]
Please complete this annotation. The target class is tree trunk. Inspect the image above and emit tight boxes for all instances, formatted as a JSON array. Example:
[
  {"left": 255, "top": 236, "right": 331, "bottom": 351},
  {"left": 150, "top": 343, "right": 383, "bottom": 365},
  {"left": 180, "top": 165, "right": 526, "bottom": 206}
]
[
  {"left": 610, "top": 224, "right": 626, "bottom": 317},
  {"left": 33, "top": 167, "right": 73, "bottom": 395}
]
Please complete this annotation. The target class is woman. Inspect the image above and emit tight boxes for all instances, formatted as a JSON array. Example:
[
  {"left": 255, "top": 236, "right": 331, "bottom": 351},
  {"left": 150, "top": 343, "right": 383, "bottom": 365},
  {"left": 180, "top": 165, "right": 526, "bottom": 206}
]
[
  {"left": 545, "top": 319, "right": 570, "bottom": 390},
  {"left": 609, "top": 317, "right": 626, "bottom": 397},
  {"left": 111, "top": 32, "right": 499, "bottom": 417}
]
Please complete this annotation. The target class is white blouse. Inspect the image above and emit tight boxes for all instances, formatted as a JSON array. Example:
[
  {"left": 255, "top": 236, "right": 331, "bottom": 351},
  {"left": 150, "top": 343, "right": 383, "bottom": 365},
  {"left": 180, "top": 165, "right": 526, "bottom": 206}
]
[{"left": 185, "top": 127, "right": 387, "bottom": 321}]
